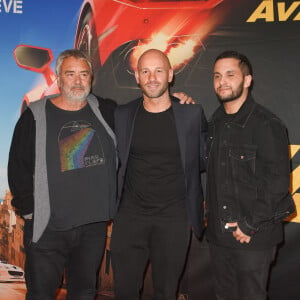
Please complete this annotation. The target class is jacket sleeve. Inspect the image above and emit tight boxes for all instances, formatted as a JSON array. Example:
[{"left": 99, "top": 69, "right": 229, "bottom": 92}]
[
  {"left": 8, "top": 108, "right": 35, "bottom": 216},
  {"left": 238, "top": 117, "right": 292, "bottom": 236},
  {"left": 200, "top": 106, "right": 208, "bottom": 172}
]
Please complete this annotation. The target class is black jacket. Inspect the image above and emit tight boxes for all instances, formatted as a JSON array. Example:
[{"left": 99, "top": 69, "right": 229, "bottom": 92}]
[
  {"left": 206, "top": 95, "right": 294, "bottom": 249},
  {"left": 114, "top": 97, "right": 208, "bottom": 237}
]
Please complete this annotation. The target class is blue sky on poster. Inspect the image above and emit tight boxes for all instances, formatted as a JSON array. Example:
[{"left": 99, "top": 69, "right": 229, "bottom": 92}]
[{"left": 0, "top": 0, "right": 83, "bottom": 196}]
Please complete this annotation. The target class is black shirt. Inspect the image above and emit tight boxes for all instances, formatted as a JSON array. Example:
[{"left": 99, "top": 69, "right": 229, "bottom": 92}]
[
  {"left": 46, "top": 100, "right": 116, "bottom": 230},
  {"left": 121, "top": 105, "right": 186, "bottom": 216}
]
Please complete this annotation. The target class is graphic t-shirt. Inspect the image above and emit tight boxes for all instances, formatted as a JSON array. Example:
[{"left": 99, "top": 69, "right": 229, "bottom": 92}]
[{"left": 46, "top": 100, "right": 115, "bottom": 230}]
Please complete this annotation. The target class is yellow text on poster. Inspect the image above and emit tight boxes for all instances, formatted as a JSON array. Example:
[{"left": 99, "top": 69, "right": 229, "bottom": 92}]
[{"left": 246, "top": 0, "right": 300, "bottom": 22}]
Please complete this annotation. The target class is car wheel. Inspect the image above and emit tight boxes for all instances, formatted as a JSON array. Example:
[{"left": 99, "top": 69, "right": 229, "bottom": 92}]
[{"left": 75, "top": 8, "right": 101, "bottom": 75}]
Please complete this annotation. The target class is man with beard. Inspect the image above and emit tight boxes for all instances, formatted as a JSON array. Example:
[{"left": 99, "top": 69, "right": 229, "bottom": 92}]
[
  {"left": 8, "top": 49, "right": 118, "bottom": 299},
  {"left": 110, "top": 49, "right": 207, "bottom": 299},
  {"left": 206, "top": 50, "right": 294, "bottom": 300},
  {"left": 8, "top": 48, "right": 195, "bottom": 299}
]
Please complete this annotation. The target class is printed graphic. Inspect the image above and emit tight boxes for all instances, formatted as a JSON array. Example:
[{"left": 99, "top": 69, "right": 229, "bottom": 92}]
[{"left": 59, "top": 121, "right": 105, "bottom": 172}]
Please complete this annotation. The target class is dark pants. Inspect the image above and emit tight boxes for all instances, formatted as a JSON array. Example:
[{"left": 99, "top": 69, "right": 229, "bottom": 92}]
[
  {"left": 209, "top": 244, "right": 276, "bottom": 300},
  {"left": 111, "top": 210, "right": 190, "bottom": 300},
  {"left": 23, "top": 220, "right": 107, "bottom": 300}
]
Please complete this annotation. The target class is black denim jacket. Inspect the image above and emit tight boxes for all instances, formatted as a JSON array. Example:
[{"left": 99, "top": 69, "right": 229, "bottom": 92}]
[{"left": 206, "top": 95, "right": 294, "bottom": 241}]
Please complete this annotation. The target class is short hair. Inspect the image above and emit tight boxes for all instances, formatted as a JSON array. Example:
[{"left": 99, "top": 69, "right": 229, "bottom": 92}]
[
  {"left": 55, "top": 49, "right": 92, "bottom": 75},
  {"left": 215, "top": 50, "right": 253, "bottom": 76}
]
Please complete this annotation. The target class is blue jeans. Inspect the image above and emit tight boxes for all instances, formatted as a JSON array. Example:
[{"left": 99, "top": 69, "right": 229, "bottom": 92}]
[{"left": 24, "top": 220, "right": 107, "bottom": 300}]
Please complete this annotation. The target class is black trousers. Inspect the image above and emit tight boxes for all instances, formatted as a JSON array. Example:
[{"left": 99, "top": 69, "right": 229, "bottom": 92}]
[
  {"left": 209, "top": 243, "right": 276, "bottom": 300},
  {"left": 23, "top": 220, "right": 107, "bottom": 300},
  {"left": 111, "top": 209, "right": 190, "bottom": 300}
]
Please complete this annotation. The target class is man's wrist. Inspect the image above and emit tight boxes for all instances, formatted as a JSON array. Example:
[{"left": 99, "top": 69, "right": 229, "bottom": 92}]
[{"left": 238, "top": 219, "right": 258, "bottom": 236}]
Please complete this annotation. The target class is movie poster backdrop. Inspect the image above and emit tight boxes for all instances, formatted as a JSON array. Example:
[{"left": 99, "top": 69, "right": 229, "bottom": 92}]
[{"left": 0, "top": 0, "right": 299, "bottom": 299}]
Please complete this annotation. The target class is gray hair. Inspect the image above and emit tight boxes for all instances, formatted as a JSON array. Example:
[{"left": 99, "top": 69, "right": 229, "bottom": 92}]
[{"left": 55, "top": 49, "right": 92, "bottom": 75}]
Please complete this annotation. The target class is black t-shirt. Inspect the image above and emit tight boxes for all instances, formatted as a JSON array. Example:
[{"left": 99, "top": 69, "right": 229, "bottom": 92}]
[
  {"left": 121, "top": 105, "right": 186, "bottom": 216},
  {"left": 46, "top": 100, "right": 116, "bottom": 230}
]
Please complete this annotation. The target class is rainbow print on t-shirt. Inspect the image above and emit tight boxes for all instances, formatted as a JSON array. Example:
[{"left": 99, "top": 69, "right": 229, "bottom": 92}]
[{"left": 59, "top": 127, "right": 95, "bottom": 172}]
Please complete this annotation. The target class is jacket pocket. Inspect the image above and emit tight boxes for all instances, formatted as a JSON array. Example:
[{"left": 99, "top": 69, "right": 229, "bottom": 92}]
[{"left": 229, "top": 145, "right": 257, "bottom": 187}]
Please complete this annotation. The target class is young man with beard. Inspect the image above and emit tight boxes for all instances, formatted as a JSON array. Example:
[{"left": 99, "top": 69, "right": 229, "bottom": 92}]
[
  {"left": 206, "top": 50, "right": 294, "bottom": 300},
  {"left": 8, "top": 49, "right": 118, "bottom": 299},
  {"left": 111, "top": 49, "right": 207, "bottom": 299}
]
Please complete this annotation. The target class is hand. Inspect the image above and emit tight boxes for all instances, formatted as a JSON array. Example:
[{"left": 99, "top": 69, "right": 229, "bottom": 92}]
[
  {"left": 226, "top": 222, "right": 251, "bottom": 244},
  {"left": 23, "top": 213, "right": 33, "bottom": 220},
  {"left": 172, "top": 92, "right": 195, "bottom": 104}
]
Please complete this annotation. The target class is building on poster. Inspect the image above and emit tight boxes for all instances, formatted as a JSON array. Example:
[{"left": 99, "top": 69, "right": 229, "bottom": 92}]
[{"left": 0, "top": 191, "right": 25, "bottom": 282}]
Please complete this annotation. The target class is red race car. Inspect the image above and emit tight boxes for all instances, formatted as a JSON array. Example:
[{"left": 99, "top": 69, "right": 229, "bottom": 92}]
[
  {"left": 14, "top": 0, "right": 225, "bottom": 107},
  {"left": 75, "top": 0, "right": 224, "bottom": 72}
]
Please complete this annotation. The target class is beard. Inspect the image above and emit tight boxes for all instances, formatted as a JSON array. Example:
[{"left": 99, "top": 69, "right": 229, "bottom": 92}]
[
  {"left": 139, "top": 81, "right": 169, "bottom": 99},
  {"left": 216, "top": 81, "right": 244, "bottom": 103},
  {"left": 62, "top": 85, "right": 90, "bottom": 103}
]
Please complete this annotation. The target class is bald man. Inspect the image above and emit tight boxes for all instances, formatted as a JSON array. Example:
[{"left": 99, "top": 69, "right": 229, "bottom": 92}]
[{"left": 111, "top": 49, "right": 208, "bottom": 299}]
